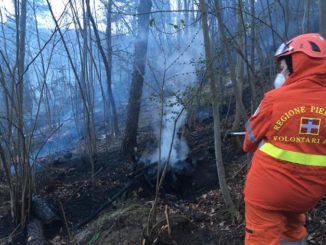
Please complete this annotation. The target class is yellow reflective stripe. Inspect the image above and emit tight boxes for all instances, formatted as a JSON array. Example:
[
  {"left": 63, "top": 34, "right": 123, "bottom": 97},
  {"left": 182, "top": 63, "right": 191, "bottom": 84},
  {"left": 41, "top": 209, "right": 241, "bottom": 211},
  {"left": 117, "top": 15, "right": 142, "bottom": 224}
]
[{"left": 259, "top": 142, "right": 326, "bottom": 166}]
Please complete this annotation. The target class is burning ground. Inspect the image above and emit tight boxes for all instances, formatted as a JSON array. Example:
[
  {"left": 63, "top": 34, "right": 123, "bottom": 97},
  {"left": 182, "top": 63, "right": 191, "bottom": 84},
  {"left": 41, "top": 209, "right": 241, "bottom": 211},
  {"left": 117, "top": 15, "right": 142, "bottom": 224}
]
[{"left": 1, "top": 117, "right": 326, "bottom": 245}]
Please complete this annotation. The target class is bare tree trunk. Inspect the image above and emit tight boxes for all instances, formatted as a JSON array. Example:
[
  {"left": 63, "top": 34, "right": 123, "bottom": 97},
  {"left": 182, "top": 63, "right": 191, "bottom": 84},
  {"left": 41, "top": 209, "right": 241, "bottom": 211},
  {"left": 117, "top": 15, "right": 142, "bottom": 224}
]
[
  {"left": 0, "top": 0, "right": 61, "bottom": 228},
  {"left": 302, "top": 0, "right": 311, "bottom": 33},
  {"left": 214, "top": 0, "right": 248, "bottom": 122},
  {"left": 284, "top": 0, "right": 289, "bottom": 39},
  {"left": 249, "top": 0, "right": 258, "bottom": 111},
  {"left": 0, "top": 143, "right": 16, "bottom": 223},
  {"left": 184, "top": 0, "right": 190, "bottom": 39},
  {"left": 319, "top": 0, "right": 326, "bottom": 37},
  {"left": 105, "top": 0, "right": 113, "bottom": 138},
  {"left": 122, "top": 0, "right": 152, "bottom": 160},
  {"left": 47, "top": 0, "right": 101, "bottom": 184},
  {"left": 0, "top": 25, "right": 19, "bottom": 224},
  {"left": 266, "top": 0, "right": 276, "bottom": 50},
  {"left": 83, "top": 0, "right": 96, "bottom": 184},
  {"left": 176, "top": 0, "right": 182, "bottom": 49},
  {"left": 32, "top": 2, "right": 54, "bottom": 128},
  {"left": 16, "top": 0, "right": 32, "bottom": 228},
  {"left": 275, "top": 0, "right": 290, "bottom": 41},
  {"left": 231, "top": 1, "right": 245, "bottom": 134},
  {"left": 199, "top": 0, "right": 238, "bottom": 219},
  {"left": 87, "top": 0, "right": 120, "bottom": 136}
]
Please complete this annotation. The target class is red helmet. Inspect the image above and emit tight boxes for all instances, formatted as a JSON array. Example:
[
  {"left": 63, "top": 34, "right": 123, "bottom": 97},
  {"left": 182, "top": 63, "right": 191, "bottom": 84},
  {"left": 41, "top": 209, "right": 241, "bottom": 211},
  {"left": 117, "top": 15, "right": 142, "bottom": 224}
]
[{"left": 275, "top": 33, "right": 326, "bottom": 60}]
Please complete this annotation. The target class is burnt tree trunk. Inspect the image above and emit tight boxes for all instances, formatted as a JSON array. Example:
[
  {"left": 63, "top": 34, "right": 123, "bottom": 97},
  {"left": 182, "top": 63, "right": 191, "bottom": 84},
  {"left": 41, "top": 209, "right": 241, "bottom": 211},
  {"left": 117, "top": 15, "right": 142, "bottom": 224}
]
[{"left": 122, "top": 0, "right": 152, "bottom": 160}]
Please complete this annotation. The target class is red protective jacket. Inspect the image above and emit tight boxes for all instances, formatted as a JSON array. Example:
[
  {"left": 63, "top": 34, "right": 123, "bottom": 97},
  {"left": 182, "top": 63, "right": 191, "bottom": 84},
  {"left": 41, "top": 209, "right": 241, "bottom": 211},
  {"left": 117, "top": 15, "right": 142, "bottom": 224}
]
[{"left": 243, "top": 52, "right": 326, "bottom": 213}]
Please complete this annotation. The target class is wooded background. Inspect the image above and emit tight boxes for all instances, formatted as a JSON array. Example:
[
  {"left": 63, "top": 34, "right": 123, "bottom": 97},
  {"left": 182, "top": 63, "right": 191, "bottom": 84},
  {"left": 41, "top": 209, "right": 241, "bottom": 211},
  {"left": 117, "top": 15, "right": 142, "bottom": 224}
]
[{"left": 0, "top": 0, "right": 325, "bottom": 231}]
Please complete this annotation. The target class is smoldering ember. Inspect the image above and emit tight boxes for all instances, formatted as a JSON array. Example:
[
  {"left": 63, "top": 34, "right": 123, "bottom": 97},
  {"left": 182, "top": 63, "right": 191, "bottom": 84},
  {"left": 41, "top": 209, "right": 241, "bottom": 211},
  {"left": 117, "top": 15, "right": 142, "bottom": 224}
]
[{"left": 0, "top": 1, "right": 326, "bottom": 245}]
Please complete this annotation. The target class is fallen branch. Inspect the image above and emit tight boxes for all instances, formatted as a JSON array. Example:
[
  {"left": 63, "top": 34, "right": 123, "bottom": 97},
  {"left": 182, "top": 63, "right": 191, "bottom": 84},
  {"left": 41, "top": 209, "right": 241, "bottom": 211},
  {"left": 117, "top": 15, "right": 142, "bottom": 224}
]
[
  {"left": 60, "top": 201, "right": 76, "bottom": 245},
  {"left": 231, "top": 161, "right": 247, "bottom": 179},
  {"left": 143, "top": 214, "right": 189, "bottom": 244},
  {"left": 1, "top": 224, "right": 20, "bottom": 242},
  {"left": 164, "top": 205, "right": 171, "bottom": 236}
]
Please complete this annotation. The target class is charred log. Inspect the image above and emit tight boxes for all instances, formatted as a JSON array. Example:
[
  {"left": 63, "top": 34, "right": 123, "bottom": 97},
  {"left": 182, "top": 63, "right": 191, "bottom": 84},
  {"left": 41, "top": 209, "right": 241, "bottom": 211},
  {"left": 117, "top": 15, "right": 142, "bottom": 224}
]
[
  {"left": 32, "top": 195, "right": 61, "bottom": 226},
  {"left": 136, "top": 158, "right": 194, "bottom": 197}
]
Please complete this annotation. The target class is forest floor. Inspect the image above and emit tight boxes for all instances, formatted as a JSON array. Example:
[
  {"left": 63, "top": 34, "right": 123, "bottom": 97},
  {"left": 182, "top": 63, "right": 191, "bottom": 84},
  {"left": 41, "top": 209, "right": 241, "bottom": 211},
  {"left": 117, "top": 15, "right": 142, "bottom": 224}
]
[{"left": 1, "top": 122, "right": 326, "bottom": 244}]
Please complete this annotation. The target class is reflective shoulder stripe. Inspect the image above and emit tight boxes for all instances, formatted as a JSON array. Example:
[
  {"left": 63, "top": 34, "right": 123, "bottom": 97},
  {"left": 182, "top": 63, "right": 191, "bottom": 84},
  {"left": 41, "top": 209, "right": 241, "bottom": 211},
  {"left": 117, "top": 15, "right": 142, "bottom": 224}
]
[
  {"left": 245, "top": 121, "right": 257, "bottom": 144},
  {"left": 259, "top": 142, "right": 326, "bottom": 166}
]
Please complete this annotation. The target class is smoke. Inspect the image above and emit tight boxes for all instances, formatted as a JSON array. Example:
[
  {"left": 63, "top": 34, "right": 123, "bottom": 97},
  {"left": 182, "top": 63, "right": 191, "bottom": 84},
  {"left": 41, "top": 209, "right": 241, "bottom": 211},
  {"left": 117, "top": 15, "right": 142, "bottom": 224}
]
[
  {"left": 141, "top": 27, "right": 204, "bottom": 166},
  {"left": 33, "top": 115, "right": 79, "bottom": 158},
  {"left": 144, "top": 96, "right": 188, "bottom": 165}
]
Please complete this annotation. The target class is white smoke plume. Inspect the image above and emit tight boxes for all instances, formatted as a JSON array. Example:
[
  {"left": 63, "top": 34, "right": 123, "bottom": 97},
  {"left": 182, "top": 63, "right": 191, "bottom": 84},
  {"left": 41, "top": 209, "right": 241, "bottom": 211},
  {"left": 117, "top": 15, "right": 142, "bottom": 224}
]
[
  {"left": 141, "top": 27, "right": 204, "bottom": 166},
  {"left": 148, "top": 96, "right": 188, "bottom": 165}
]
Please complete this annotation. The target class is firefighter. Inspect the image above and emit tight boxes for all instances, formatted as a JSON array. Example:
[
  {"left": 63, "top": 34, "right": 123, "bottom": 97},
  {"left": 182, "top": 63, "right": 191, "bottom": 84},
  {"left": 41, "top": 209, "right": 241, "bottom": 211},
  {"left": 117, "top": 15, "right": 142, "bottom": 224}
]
[{"left": 243, "top": 33, "right": 326, "bottom": 245}]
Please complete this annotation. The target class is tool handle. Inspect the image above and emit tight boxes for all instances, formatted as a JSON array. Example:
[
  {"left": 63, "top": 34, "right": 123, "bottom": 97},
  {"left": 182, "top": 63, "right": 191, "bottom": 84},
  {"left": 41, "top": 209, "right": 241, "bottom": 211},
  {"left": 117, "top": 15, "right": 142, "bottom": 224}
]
[{"left": 227, "top": 131, "right": 246, "bottom": 136}]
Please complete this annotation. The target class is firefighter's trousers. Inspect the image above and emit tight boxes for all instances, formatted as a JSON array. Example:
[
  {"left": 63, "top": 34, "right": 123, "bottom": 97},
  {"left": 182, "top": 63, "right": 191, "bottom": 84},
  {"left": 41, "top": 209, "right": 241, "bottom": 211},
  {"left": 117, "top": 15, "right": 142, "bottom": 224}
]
[{"left": 245, "top": 202, "right": 307, "bottom": 245}]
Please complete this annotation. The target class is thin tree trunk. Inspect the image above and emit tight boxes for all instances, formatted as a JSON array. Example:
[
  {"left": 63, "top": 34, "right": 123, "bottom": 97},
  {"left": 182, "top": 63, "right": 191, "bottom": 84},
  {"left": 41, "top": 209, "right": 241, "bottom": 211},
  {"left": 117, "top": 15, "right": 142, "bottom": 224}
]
[
  {"left": 214, "top": 0, "right": 248, "bottom": 122},
  {"left": 83, "top": 0, "right": 96, "bottom": 184},
  {"left": 184, "top": 0, "right": 190, "bottom": 39},
  {"left": 249, "top": 0, "right": 257, "bottom": 111},
  {"left": 266, "top": 0, "right": 276, "bottom": 50},
  {"left": 105, "top": 0, "right": 113, "bottom": 138},
  {"left": 231, "top": 1, "right": 245, "bottom": 133},
  {"left": 199, "top": 0, "right": 238, "bottom": 218},
  {"left": 87, "top": 0, "right": 120, "bottom": 136},
  {"left": 176, "top": 0, "right": 182, "bottom": 49},
  {"left": 319, "top": 0, "right": 326, "bottom": 37},
  {"left": 46, "top": 0, "right": 94, "bottom": 165},
  {"left": 122, "top": 0, "right": 152, "bottom": 160},
  {"left": 16, "top": 0, "right": 32, "bottom": 228},
  {"left": 302, "top": 0, "right": 311, "bottom": 33}
]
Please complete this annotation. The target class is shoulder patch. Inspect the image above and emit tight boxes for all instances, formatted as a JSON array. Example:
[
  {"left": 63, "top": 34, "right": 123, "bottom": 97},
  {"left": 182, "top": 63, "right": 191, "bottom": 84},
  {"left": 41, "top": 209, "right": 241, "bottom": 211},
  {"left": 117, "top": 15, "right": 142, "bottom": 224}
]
[{"left": 299, "top": 117, "right": 321, "bottom": 135}]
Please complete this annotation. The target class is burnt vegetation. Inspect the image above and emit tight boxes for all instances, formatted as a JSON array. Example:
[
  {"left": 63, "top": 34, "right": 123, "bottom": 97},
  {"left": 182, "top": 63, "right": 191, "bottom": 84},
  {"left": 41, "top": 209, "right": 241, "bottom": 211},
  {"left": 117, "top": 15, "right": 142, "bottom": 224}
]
[{"left": 0, "top": 0, "right": 326, "bottom": 244}]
